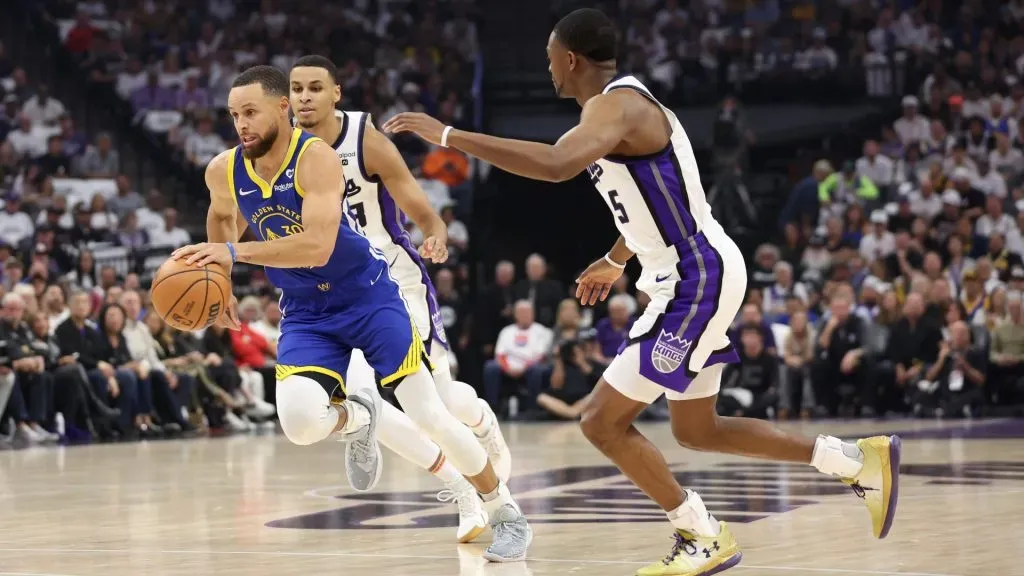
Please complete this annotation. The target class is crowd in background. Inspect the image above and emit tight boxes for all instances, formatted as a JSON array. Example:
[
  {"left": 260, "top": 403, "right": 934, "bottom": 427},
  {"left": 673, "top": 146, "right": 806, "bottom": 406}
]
[
  {"left": 47, "top": 0, "right": 479, "bottom": 209},
  {"left": 8, "top": 0, "right": 1024, "bottom": 447}
]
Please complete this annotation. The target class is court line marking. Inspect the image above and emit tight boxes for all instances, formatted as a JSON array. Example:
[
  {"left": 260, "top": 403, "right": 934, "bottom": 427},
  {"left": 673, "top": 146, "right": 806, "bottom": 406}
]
[{"left": 0, "top": 547, "right": 964, "bottom": 576}]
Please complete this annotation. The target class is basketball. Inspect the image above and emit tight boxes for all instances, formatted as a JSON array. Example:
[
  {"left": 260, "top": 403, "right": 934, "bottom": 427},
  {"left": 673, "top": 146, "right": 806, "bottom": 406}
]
[{"left": 149, "top": 258, "right": 232, "bottom": 331}]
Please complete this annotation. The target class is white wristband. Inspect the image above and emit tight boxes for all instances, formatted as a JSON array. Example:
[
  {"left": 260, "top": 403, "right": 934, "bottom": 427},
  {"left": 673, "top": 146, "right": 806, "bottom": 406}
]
[
  {"left": 440, "top": 125, "right": 453, "bottom": 147},
  {"left": 604, "top": 254, "right": 625, "bottom": 269}
]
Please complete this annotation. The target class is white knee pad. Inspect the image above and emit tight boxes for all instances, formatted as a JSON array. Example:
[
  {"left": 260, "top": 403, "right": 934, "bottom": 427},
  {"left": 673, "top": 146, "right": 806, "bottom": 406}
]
[
  {"left": 276, "top": 375, "right": 339, "bottom": 446},
  {"left": 431, "top": 348, "right": 483, "bottom": 427}
]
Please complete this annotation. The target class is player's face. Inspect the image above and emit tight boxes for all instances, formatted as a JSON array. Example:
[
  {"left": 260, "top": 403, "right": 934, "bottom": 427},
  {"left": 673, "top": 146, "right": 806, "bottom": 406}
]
[
  {"left": 228, "top": 83, "right": 286, "bottom": 159},
  {"left": 546, "top": 33, "right": 572, "bottom": 98},
  {"left": 289, "top": 66, "right": 341, "bottom": 129}
]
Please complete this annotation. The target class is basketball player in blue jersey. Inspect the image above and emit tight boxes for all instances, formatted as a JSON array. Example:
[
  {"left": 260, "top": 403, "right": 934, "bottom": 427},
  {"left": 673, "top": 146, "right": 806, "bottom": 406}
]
[
  {"left": 173, "top": 65, "right": 532, "bottom": 562},
  {"left": 288, "top": 54, "right": 514, "bottom": 543},
  {"left": 385, "top": 9, "right": 900, "bottom": 576}
]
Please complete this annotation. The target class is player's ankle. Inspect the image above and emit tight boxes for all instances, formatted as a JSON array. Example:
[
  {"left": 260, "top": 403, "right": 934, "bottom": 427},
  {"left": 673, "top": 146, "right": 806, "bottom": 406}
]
[
  {"left": 810, "top": 435, "right": 864, "bottom": 478},
  {"left": 667, "top": 490, "right": 720, "bottom": 537},
  {"left": 338, "top": 401, "right": 371, "bottom": 434},
  {"left": 479, "top": 481, "right": 519, "bottom": 515}
]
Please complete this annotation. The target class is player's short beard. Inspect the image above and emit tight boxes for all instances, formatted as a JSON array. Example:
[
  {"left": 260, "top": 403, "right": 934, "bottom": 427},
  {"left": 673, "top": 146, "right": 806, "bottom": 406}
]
[
  {"left": 295, "top": 115, "right": 320, "bottom": 130},
  {"left": 242, "top": 123, "right": 279, "bottom": 159}
]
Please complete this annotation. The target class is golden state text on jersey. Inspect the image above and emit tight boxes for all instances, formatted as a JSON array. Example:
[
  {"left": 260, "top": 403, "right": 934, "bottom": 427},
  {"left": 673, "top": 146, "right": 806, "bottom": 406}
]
[{"left": 227, "top": 128, "right": 386, "bottom": 296}]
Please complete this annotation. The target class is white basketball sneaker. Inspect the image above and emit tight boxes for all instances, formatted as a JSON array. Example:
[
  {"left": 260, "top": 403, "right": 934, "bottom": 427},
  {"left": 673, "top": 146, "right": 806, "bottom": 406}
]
[
  {"left": 475, "top": 399, "right": 511, "bottom": 483},
  {"left": 437, "top": 476, "right": 488, "bottom": 543}
]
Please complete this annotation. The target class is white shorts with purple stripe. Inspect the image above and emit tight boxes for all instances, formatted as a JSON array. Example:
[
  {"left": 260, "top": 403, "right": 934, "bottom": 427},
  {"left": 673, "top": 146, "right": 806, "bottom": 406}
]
[
  {"left": 380, "top": 242, "right": 451, "bottom": 357},
  {"left": 604, "top": 228, "right": 746, "bottom": 404}
]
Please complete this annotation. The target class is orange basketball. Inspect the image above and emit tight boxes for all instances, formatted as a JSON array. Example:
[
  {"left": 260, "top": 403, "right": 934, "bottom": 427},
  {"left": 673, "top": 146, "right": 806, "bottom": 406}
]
[{"left": 149, "top": 258, "right": 232, "bottom": 331}]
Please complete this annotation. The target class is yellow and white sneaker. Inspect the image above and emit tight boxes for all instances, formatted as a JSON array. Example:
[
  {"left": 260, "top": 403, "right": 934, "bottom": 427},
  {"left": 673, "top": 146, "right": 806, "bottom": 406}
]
[
  {"left": 844, "top": 435, "right": 902, "bottom": 539},
  {"left": 636, "top": 522, "right": 742, "bottom": 576}
]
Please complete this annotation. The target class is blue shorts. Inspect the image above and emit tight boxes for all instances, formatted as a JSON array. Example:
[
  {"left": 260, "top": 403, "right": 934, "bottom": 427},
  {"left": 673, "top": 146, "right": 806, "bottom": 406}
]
[{"left": 273, "top": 272, "right": 427, "bottom": 399}]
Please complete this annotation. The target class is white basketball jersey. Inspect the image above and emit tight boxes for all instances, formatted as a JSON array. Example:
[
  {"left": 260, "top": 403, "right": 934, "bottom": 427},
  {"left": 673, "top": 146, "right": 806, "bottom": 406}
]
[
  {"left": 588, "top": 75, "right": 726, "bottom": 269},
  {"left": 327, "top": 110, "right": 407, "bottom": 249}
]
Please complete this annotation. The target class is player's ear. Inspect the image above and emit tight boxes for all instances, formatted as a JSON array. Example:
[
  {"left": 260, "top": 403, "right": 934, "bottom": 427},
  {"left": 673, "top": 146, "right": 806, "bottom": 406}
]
[
  {"left": 333, "top": 84, "right": 341, "bottom": 106},
  {"left": 567, "top": 51, "right": 577, "bottom": 71},
  {"left": 279, "top": 96, "right": 289, "bottom": 114}
]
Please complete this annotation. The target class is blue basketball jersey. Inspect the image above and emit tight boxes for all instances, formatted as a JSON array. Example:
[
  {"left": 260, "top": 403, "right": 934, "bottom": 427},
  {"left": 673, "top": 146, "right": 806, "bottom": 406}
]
[
  {"left": 227, "top": 128, "right": 381, "bottom": 297},
  {"left": 225, "top": 127, "right": 426, "bottom": 390}
]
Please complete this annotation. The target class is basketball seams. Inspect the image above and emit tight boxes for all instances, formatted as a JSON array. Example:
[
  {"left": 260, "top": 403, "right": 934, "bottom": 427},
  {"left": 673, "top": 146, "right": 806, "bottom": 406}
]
[
  {"left": 158, "top": 278, "right": 210, "bottom": 328},
  {"left": 193, "top": 266, "right": 211, "bottom": 330},
  {"left": 151, "top": 262, "right": 231, "bottom": 331},
  {"left": 150, "top": 265, "right": 230, "bottom": 293}
]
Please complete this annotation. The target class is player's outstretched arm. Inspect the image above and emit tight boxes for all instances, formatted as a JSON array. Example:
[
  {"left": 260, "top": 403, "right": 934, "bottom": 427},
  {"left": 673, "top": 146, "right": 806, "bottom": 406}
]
[
  {"left": 363, "top": 121, "right": 449, "bottom": 263},
  {"left": 382, "top": 91, "right": 632, "bottom": 183},
  {"left": 232, "top": 141, "right": 343, "bottom": 268}
]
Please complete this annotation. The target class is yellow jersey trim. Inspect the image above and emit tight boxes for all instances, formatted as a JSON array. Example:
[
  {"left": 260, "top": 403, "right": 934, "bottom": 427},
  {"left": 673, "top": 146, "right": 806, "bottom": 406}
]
[
  {"left": 292, "top": 136, "right": 321, "bottom": 198},
  {"left": 226, "top": 149, "right": 239, "bottom": 211},
  {"left": 379, "top": 320, "right": 430, "bottom": 386},
  {"left": 276, "top": 364, "right": 347, "bottom": 398},
  {"left": 243, "top": 128, "right": 303, "bottom": 199}
]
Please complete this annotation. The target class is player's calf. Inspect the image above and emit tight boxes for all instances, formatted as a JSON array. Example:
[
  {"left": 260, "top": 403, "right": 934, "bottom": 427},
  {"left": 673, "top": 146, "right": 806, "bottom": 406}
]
[
  {"left": 394, "top": 365, "right": 532, "bottom": 561},
  {"left": 276, "top": 373, "right": 383, "bottom": 492}
]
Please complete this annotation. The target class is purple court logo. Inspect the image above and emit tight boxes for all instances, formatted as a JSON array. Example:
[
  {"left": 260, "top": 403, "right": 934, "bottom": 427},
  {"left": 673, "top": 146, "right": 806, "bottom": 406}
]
[
  {"left": 651, "top": 330, "right": 691, "bottom": 373},
  {"left": 267, "top": 421, "right": 1024, "bottom": 532}
]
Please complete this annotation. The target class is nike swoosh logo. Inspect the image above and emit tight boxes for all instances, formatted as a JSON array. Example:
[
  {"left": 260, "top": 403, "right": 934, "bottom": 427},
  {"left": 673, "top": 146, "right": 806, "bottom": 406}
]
[
  {"left": 388, "top": 254, "right": 399, "bottom": 268},
  {"left": 370, "top": 267, "right": 384, "bottom": 286},
  {"left": 656, "top": 273, "right": 671, "bottom": 282},
  {"left": 239, "top": 188, "right": 258, "bottom": 196}
]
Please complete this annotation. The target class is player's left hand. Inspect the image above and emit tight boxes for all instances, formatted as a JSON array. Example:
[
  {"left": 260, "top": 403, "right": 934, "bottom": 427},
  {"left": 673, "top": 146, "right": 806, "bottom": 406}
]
[
  {"left": 419, "top": 236, "right": 449, "bottom": 263},
  {"left": 381, "top": 112, "right": 446, "bottom": 145},
  {"left": 576, "top": 256, "right": 623, "bottom": 306},
  {"left": 172, "top": 243, "right": 233, "bottom": 269}
]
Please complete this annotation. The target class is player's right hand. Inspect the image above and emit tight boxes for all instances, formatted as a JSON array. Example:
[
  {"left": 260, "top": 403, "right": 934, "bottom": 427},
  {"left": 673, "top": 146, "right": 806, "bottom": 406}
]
[
  {"left": 217, "top": 295, "right": 242, "bottom": 330},
  {"left": 575, "top": 257, "right": 623, "bottom": 306}
]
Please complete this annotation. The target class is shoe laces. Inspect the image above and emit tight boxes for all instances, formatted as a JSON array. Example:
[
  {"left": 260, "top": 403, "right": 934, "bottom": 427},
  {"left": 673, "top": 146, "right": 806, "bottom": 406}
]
[
  {"left": 850, "top": 482, "right": 867, "bottom": 499},
  {"left": 437, "top": 482, "right": 477, "bottom": 518},
  {"left": 479, "top": 425, "right": 501, "bottom": 459},
  {"left": 347, "top": 429, "right": 375, "bottom": 464},
  {"left": 662, "top": 532, "right": 698, "bottom": 565}
]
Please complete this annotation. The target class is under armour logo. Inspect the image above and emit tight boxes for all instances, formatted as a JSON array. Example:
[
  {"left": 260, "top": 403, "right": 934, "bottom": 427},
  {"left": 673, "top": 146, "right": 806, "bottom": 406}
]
[{"left": 703, "top": 541, "right": 719, "bottom": 558}]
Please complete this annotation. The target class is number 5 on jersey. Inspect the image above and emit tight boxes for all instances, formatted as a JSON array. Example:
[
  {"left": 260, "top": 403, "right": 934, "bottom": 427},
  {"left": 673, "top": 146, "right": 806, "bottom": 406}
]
[{"left": 607, "top": 190, "right": 629, "bottom": 223}]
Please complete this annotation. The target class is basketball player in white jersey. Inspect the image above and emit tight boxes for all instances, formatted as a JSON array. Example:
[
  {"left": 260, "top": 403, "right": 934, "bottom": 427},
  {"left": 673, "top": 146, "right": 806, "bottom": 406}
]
[
  {"left": 287, "top": 56, "right": 516, "bottom": 548},
  {"left": 385, "top": 9, "right": 900, "bottom": 576}
]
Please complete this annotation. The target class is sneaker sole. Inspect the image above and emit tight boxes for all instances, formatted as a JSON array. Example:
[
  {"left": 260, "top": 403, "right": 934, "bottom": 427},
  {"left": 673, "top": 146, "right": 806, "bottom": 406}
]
[
  {"left": 481, "top": 549, "right": 528, "bottom": 563},
  {"left": 457, "top": 523, "right": 487, "bottom": 544},
  {"left": 879, "top": 435, "right": 902, "bottom": 539}
]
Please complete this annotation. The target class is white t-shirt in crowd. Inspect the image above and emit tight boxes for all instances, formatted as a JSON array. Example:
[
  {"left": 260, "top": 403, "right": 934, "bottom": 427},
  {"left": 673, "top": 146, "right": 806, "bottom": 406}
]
[
  {"left": 21, "top": 96, "right": 66, "bottom": 127},
  {"left": 0, "top": 210, "right": 35, "bottom": 247},
  {"left": 185, "top": 132, "right": 225, "bottom": 166},
  {"left": 148, "top": 226, "right": 191, "bottom": 248},
  {"left": 494, "top": 322, "right": 553, "bottom": 373},
  {"left": 859, "top": 231, "right": 896, "bottom": 262}
]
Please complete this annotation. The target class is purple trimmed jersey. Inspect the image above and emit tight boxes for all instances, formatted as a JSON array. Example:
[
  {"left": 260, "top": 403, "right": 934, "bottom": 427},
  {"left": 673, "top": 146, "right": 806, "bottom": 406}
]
[
  {"left": 590, "top": 75, "right": 746, "bottom": 394},
  {"left": 328, "top": 110, "right": 449, "bottom": 353}
]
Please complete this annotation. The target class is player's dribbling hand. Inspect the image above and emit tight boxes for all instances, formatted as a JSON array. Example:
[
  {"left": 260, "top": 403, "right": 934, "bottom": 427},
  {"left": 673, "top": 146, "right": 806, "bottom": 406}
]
[
  {"left": 576, "top": 257, "right": 623, "bottom": 306},
  {"left": 419, "top": 236, "right": 449, "bottom": 263},
  {"left": 381, "top": 112, "right": 446, "bottom": 145},
  {"left": 172, "top": 242, "right": 233, "bottom": 270},
  {"left": 216, "top": 294, "right": 242, "bottom": 331}
]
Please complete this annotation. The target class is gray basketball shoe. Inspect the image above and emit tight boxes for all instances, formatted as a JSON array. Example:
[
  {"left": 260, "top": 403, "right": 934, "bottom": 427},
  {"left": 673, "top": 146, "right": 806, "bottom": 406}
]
[
  {"left": 481, "top": 504, "right": 533, "bottom": 562},
  {"left": 339, "top": 388, "right": 383, "bottom": 492}
]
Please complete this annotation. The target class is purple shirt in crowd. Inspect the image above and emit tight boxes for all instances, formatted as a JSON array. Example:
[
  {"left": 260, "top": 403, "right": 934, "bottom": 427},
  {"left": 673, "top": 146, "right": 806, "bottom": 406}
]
[
  {"left": 131, "top": 84, "right": 176, "bottom": 113},
  {"left": 595, "top": 317, "right": 634, "bottom": 358}
]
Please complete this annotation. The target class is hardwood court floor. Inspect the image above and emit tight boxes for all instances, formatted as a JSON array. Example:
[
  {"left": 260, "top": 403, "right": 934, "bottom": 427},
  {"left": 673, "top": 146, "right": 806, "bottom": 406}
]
[{"left": 2, "top": 419, "right": 1023, "bottom": 576}]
